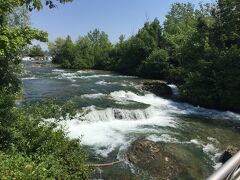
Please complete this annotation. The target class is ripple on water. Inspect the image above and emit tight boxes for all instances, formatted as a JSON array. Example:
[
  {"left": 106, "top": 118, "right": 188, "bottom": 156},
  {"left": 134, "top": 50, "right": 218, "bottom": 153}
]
[{"left": 22, "top": 65, "right": 240, "bottom": 178}]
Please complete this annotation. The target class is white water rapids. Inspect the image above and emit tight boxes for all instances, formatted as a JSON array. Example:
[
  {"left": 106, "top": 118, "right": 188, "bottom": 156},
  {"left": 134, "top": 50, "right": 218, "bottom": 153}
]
[
  {"left": 53, "top": 90, "right": 240, "bottom": 159},
  {"left": 23, "top": 66, "right": 240, "bottom": 176}
]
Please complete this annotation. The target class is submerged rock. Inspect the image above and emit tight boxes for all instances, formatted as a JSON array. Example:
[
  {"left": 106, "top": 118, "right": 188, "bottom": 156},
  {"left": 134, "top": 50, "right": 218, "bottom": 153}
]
[
  {"left": 127, "top": 138, "right": 182, "bottom": 179},
  {"left": 127, "top": 138, "right": 213, "bottom": 179},
  {"left": 219, "top": 145, "right": 238, "bottom": 164},
  {"left": 142, "top": 80, "right": 172, "bottom": 98}
]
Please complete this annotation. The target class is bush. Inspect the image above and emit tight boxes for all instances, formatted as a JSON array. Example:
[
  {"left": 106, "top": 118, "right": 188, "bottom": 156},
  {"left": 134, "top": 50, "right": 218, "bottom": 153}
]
[{"left": 0, "top": 100, "right": 91, "bottom": 179}]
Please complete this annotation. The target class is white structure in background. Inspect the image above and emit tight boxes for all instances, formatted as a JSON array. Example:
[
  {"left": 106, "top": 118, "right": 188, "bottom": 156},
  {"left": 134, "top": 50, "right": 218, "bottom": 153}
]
[
  {"left": 46, "top": 56, "right": 53, "bottom": 62},
  {"left": 22, "top": 57, "right": 34, "bottom": 61},
  {"left": 22, "top": 56, "right": 53, "bottom": 62}
]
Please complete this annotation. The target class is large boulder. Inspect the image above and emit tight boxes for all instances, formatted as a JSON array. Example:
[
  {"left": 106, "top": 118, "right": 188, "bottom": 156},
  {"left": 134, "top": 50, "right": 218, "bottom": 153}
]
[
  {"left": 127, "top": 138, "right": 214, "bottom": 179},
  {"left": 219, "top": 145, "right": 238, "bottom": 164},
  {"left": 127, "top": 138, "right": 182, "bottom": 179},
  {"left": 142, "top": 80, "right": 172, "bottom": 98}
]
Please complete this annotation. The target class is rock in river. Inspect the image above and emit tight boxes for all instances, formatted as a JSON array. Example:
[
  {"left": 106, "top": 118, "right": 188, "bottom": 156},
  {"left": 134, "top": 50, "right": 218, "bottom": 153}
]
[
  {"left": 142, "top": 80, "right": 173, "bottom": 98},
  {"left": 127, "top": 138, "right": 182, "bottom": 179},
  {"left": 219, "top": 145, "right": 239, "bottom": 164},
  {"left": 127, "top": 138, "right": 214, "bottom": 179}
]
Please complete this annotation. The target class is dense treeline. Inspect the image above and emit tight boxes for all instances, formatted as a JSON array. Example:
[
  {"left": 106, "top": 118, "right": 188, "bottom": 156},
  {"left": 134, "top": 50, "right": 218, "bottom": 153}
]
[
  {"left": 49, "top": 29, "right": 113, "bottom": 69},
  {"left": 50, "top": 0, "right": 240, "bottom": 112},
  {"left": 0, "top": 0, "right": 91, "bottom": 178}
]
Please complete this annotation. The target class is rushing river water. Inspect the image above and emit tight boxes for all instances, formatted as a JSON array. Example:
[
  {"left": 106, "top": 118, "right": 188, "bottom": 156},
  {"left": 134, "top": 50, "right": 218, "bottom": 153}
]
[{"left": 22, "top": 61, "right": 240, "bottom": 179}]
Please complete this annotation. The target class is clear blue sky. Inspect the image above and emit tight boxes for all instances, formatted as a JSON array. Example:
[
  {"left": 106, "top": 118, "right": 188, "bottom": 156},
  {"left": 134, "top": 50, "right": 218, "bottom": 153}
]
[{"left": 30, "top": 0, "right": 213, "bottom": 46}]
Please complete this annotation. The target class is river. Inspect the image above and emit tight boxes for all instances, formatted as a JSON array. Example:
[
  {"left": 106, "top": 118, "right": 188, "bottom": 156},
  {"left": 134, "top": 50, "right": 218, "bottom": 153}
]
[{"left": 21, "top": 61, "right": 240, "bottom": 179}]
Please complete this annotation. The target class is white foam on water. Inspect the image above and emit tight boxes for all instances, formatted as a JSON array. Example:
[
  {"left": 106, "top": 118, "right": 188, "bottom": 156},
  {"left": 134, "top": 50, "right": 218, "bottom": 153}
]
[
  {"left": 62, "top": 72, "right": 78, "bottom": 78},
  {"left": 168, "top": 84, "right": 179, "bottom": 95},
  {"left": 57, "top": 73, "right": 112, "bottom": 81},
  {"left": 213, "top": 162, "right": 223, "bottom": 170},
  {"left": 202, "top": 143, "right": 223, "bottom": 169},
  {"left": 61, "top": 90, "right": 240, "bottom": 158},
  {"left": 189, "top": 139, "right": 222, "bottom": 169},
  {"left": 52, "top": 69, "right": 65, "bottom": 72},
  {"left": 190, "top": 139, "right": 202, "bottom": 146},
  {"left": 207, "top": 137, "right": 219, "bottom": 144},
  {"left": 96, "top": 80, "right": 110, "bottom": 85},
  {"left": 81, "top": 93, "right": 105, "bottom": 99},
  {"left": 58, "top": 106, "right": 175, "bottom": 157},
  {"left": 52, "top": 89, "right": 239, "bottom": 165},
  {"left": 109, "top": 91, "right": 240, "bottom": 121},
  {"left": 147, "top": 134, "right": 180, "bottom": 143},
  {"left": 95, "top": 80, "right": 139, "bottom": 89},
  {"left": 116, "top": 75, "right": 137, "bottom": 78},
  {"left": 203, "top": 143, "right": 218, "bottom": 155},
  {"left": 21, "top": 76, "right": 37, "bottom": 80},
  {"left": 110, "top": 91, "right": 171, "bottom": 108},
  {"left": 78, "top": 74, "right": 112, "bottom": 79},
  {"left": 70, "top": 84, "right": 80, "bottom": 87},
  {"left": 77, "top": 70, "right": 94, "bottom": 74},
  {"left": 83, "top": 106, "right": 156, "bottom": 122},
  {"left": 54, "top": 72, "right": 77, "bottom": 82}
]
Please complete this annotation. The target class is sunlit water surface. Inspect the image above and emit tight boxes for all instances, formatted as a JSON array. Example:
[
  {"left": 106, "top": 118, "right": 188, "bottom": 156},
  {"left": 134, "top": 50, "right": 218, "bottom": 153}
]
[{"left": 22, "top": 61, "right": 240, "bottom": 179}]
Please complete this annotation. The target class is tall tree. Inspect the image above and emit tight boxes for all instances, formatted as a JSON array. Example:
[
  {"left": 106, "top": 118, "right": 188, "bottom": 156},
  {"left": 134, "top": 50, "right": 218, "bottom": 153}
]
[
  {"left": 87, "top": 29, "right": 112, "bottom": 69},
  {"left": 0, "top": 0, "right": 71, "bottom": 149},
  {"left": 180, "top": 0, "right": 240, "bottom": 111}
]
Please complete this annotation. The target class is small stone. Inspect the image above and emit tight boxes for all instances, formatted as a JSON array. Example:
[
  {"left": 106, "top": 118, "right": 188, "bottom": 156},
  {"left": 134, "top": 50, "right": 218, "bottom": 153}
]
[{"left": 165, "top": 157, "right": 169, "bottom": 162}]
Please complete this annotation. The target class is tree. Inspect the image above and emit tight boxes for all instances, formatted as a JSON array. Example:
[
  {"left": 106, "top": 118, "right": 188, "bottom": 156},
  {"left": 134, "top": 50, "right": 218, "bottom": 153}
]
[
  {"left": 138, "top": 49, "right": 170, "bottom": 79},
  {"left": 87, "top": 29, "right": 112, "bottom": 69},
  {"left": 180, "top": 0, "right": 240, "bottom": 111},
  {"left": 50, "top": 36, "right": 76, "bottom": 68},
  {"left": 163, "top": 3, "right": 212, "bottom": 82},
  {"left": 210, "top": 0, "right": 240, "bottom": 49},
  {"left": 113, "top": 19, "right": 164, "bottom": 75},
  {"left": 48, "top": 1, "right": 239, "bottom": 112},
  {"left": 48, "top": 37, "right": 65, "bottom": 63},
  {"left": 51, "top": 29, "right": 113, "bottom": 69},
  {"left": 0, "top": 0, "right": 91, "bottom": 178},
  {"left": 74, "top": 36, "right": 94, "bottom": 68},
  {"left": 28, "top": 45, "right": 45, "bottom": 57}
]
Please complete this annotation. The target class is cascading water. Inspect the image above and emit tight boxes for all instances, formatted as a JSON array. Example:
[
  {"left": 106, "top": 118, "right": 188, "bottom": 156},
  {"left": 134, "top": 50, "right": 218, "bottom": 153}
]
[{"left": 22, "top": 62, "right": 240, "bottom": 179}]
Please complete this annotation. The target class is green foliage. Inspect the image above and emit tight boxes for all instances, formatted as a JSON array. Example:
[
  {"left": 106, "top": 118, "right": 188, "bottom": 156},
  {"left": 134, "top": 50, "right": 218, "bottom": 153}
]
[
  {"left": 50, "top": 29, "right": 112, "bottom": 69},
  {"left": 0, "top": 100, "right": 91, "bottom": 179},
  {"left": 28, "top": 44, "right": 45, "bottom": 57},
  {"left": 23, "top": 0, "right": 74, "bottom": 11},
  {"left": 88, "top": 29, "right": 113, "bottom": 69},
  {"left": 138, "top": 49, "right": 170, "bottom": 79},
  {"left": 0, "top": 0, "right": 91, "bottom": 178},
  {"left": 163, "top": 3, "right": 212, "bottom": 68},
  {"left": 0, "top": 0, "right": 74, "bottom": 94},
  {"left": 49, "top": 1, "right": 240, "bottom": 112},
  {"left": 179, "top": 0, "right": 240, "bottom": 111},
  {"left": 0, "top": 1, "right": 48, "bottom": 97},
  {"left": 211, "top": 0, "right": 240, "bottom": 49},
  {"left": 112, "top": 19, "right": 164, "bottom": 74}
]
